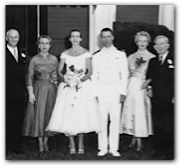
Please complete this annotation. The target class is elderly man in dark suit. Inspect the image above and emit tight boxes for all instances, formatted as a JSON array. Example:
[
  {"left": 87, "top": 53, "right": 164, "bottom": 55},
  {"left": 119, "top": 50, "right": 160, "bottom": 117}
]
[
  {"left": 145, "top": 35, "right": 174, "bottom": 159},
  {"left": 6, "top": 29, "right": 26, "bottom": 155}
]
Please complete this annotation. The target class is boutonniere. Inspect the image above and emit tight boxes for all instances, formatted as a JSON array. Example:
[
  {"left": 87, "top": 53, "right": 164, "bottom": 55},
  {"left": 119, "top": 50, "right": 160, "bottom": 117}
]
[
  {"left": 167, "top": 59, "right": 173, "bottom": 64},
  {"left": 21, "top": 53, "right": 26, "bottom": 58},
  {"left": 169, "top": 65, "right": 174, "bottom": 68},
  {"left": 167, "top": 59, "right": 174, "bottom": 68},
  {"left": 21, "top": 53, "right": 26, "bottom": 63}
]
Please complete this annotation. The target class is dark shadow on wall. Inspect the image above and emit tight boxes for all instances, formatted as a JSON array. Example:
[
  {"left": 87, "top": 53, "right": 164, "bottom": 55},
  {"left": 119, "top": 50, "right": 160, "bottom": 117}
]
[
  {"left": 113, "top": 21, "right": 174, "bottom": 58},
  {"left": 64, "top": 35, "right": 72, "bottom": 50}
]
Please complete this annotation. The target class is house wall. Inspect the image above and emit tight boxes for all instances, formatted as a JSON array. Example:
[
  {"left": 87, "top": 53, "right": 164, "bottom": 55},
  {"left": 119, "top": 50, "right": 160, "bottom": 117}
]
[
  {"left": 6, "top": 5, "right": 38, "bottom": 57},
  {"left": 48, "top": 5, "right": 89, "bottom": 56},
  {"left": 6, "top": 5, "right": 174, "bottom": 57},
  {"left": 117, "top": 5, "right": 159, "bottom": 24},
  {"left": 159, "top": 5, "right": 174, "bottom": 31},
  {"left": 89, "top": 5, "right": 159, "bottom": 53}
]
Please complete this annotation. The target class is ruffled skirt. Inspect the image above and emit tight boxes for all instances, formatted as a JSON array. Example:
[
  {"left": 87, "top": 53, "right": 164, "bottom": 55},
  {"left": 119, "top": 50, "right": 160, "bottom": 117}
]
[{"left": 46, "top": 80, "right": 103, "bottom": 136}]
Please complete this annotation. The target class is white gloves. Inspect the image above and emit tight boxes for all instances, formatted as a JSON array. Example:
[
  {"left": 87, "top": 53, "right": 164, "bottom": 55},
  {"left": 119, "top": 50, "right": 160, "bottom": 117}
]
[{"left": 27, "top": 86, "right": 35, "bottom": 104}]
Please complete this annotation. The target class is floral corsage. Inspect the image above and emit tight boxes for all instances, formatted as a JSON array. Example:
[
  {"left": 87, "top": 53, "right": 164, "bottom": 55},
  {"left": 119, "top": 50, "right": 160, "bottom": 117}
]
[
  {"left": 135, "top": 57, "right": 146, "bottom": 68},
  {"left": 50, "top": 71, "right": 59, "bottom": 85}
]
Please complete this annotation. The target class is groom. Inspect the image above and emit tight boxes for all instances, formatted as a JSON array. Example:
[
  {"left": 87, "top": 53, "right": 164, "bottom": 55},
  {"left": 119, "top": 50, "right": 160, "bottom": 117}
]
[{"left": 92, "top": 28, "right": 128, "bottom": 157}]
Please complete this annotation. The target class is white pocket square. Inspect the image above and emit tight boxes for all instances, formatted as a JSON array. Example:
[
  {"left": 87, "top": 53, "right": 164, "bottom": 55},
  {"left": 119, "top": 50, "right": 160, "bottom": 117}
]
[{"left": 169, "top": 65, "right": 174, "bottom": 68}]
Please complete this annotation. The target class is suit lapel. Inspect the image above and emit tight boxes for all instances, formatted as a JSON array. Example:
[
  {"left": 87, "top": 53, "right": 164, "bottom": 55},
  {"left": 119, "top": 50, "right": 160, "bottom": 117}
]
[
  {"left": 6, "top": 47, "right": 19, "bottom": 63},
  {"left": 157, "top": 53, "right": 172, "bottom": 78},
  {"left": 17, "top": 50, "right": 22, "bottom": 63},
  {"left": 7, "top": 46, "right": 24, "bottom": 64},
  {"left": 161, "top": 53, "right": 172, "bottom": 68},
  {"left": 160, "top": 52, "right": 172, "bottom": 66}
]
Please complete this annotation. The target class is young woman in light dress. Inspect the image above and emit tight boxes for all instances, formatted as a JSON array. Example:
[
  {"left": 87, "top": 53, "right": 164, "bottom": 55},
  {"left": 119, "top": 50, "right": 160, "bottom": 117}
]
[
  {"left": 46, "top": 29, "right": 102, "bottom": 154},
  {"left": 120, "top": 31, "right": 155, "bottom": 152}
]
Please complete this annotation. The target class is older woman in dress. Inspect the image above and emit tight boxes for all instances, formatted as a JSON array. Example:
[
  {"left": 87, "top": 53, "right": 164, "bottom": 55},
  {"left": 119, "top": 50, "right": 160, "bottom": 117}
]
[
  {"left": 120, "top": 31, "right": 155, "bottom": 152},
  {"left": 23, "top": 35, "right": 58, "bottom": 153}
]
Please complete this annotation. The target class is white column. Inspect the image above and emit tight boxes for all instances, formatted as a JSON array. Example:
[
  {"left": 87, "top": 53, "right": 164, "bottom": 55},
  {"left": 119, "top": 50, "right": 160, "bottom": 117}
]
[
  {"left": 158, "top": 5, "right": 174, "bottom": 31},
  {"left": 89, "top": 5, "right": 116, "bottom": 53},
  {"left": 37, "top": 5, "right": 40, "bottom": 38}
]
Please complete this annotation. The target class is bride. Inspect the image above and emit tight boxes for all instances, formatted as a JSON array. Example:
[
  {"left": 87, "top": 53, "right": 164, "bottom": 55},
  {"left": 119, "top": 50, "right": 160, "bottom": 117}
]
[{"left": 46, "top": 29, "right": 103, "bottom": 154}]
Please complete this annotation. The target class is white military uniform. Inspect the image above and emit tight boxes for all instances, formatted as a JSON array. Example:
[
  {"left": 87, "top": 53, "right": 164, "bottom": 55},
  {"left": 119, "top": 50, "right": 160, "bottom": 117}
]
[{"left": 92, "top": 45, "right": 128, "bottom": 153}]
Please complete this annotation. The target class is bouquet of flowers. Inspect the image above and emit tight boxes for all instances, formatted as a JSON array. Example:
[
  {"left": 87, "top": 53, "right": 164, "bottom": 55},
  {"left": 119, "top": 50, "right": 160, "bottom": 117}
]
[
  {"left": 64, "top": 65, "right": 84, "bottom": 92},
  {"left": 50, "top": 71, "right": 59, "bottom": 85}
]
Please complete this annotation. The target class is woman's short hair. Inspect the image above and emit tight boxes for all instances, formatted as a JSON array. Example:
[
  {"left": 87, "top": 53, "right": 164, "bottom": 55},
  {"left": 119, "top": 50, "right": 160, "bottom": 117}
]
[
  {"left": 134, "top": 31, "right": 151, "bottom": 43},
  {"left": 37, "top": 35, "right": 52, "bottom": 45}
]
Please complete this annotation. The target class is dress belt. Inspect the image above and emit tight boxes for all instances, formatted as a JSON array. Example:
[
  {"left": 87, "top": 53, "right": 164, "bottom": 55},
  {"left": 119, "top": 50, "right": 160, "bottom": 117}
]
[{"left": 36, "top": 78, "right": 51, "bottom": 82}]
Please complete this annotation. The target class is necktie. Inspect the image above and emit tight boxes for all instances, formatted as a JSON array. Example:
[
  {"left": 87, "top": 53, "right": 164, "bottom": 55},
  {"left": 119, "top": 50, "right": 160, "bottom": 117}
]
[
  {"left": 159, "top": 55, "right": 163, "bottom": 65},
  {"left": 13, "top": 48, "right": 18, "bottom": 62}
]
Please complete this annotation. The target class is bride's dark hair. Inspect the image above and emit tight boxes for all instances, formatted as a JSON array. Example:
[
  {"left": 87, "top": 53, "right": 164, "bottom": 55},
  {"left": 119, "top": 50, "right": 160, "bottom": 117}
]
[{"left": 70, "top": 29, "right": 83, "bottom": 38}]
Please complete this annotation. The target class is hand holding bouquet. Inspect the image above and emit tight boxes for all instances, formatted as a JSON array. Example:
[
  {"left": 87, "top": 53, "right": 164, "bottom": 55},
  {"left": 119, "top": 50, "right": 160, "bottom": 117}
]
[{"left": 64, "top": 65, "right": 84, "bottom": 91}]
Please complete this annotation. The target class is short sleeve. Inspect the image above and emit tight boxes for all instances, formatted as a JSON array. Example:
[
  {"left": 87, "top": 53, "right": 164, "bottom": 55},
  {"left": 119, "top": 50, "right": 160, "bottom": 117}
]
[
  {"left": 60, "top": 52, "right": 66, "bottom": 59},
  {"left": 84, "top": 52, "right": 92, "bottom": 58}
]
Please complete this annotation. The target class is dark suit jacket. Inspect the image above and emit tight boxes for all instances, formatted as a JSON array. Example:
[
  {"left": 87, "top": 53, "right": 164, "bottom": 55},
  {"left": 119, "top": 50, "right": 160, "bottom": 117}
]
[
  {"left": 146, "top": 52, "right": 174, "bottom": 105},
  {"left": 6, "top": 46, "right": 26, "bottom": 105},
  {"left": 6, "top": 46, "right": 27, "bottom": 150}
]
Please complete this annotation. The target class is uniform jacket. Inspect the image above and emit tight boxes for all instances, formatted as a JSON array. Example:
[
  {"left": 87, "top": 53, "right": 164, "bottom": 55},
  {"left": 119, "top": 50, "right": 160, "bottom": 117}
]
[{"left": 92, "top": 46, "right": 128, "bottom": 103}]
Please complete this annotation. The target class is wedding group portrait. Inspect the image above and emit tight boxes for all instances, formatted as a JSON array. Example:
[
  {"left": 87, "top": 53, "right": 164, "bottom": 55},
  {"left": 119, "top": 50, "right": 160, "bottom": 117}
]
[{"left": 5, "top": 4, "right": 175, "bottom": 161}]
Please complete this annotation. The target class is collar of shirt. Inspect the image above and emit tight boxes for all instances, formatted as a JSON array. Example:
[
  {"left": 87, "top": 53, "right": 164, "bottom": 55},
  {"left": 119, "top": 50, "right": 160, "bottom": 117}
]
[
  {"left": 102, "top": 45, "right": 117, "bottom": 54},
  {"left": 160, "top": 51, "right": 169, "bottom": 63},
  {"left": 7, "top": 44, "right": 18, "bottom": 56}
]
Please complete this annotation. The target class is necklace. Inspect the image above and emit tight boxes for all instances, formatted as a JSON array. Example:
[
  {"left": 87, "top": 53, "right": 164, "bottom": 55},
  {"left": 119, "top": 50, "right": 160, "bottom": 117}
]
[{"left": 40, "top": 53, "right": 49, "bottom": 59}]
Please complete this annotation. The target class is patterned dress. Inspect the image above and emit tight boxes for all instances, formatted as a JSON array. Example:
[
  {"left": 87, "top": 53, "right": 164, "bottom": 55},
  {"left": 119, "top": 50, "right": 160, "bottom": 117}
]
[
  {"left": 23, "top": 53, "right": 58, "bottom": 137},
  {"left": 120, "top": 50, "right": 155, "bottom": 137}
]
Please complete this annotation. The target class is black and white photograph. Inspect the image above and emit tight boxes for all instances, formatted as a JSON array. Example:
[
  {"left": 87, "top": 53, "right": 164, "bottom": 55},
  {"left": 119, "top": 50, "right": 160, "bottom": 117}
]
[{"left": 2, "top": 0, "right": 178, "bottom": 163}]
